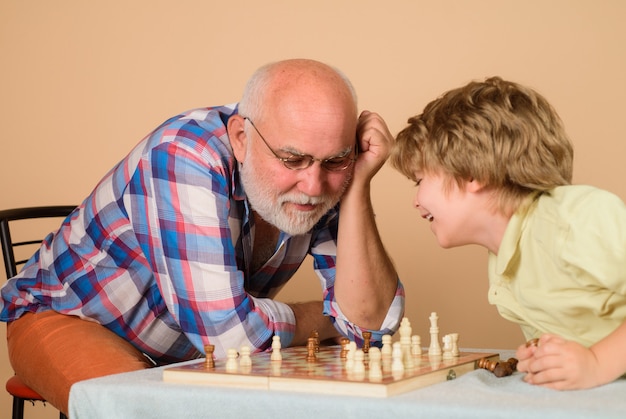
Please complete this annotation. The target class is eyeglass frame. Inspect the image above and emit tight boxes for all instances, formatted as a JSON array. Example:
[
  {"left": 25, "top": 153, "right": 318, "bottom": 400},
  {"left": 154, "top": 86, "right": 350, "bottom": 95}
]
[{"left": 242, "top": 116, "right": 358, "bottom": 171}]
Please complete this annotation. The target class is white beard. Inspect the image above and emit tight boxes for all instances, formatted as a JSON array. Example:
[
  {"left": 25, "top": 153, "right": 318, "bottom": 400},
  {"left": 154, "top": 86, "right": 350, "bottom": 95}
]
[{"left": 238, "top": 157, "right": 349, "bottom": 236}]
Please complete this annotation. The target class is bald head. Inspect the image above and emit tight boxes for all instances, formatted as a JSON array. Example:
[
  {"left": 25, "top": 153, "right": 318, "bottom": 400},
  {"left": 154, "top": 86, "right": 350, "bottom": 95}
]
[{"left": 238, "top": 59, "right": 358, "bottom": 123}]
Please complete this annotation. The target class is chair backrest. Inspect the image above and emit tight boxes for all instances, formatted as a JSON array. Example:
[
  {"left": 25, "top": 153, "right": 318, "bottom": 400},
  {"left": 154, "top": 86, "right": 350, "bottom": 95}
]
[{"left": 0, "top": 206, "right": 76, "bottom": 279}]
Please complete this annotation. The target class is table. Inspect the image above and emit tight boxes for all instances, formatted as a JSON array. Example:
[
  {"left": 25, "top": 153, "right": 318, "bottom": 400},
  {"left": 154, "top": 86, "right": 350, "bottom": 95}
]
[{"left": 68, "top": 349, "right": 625, "bottom": 418}]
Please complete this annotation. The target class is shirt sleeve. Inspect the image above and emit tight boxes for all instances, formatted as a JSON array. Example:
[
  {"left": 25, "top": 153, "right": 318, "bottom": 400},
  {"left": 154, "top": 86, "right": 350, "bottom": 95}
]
[
  {"left": 127, "top": 124, "right": 294, "bottom": 359},
  {"left": 309, "top": 212, "right": 405, "bottom": 345},
  {"left": 560, "top": 189, "right": 626, "bottom": 296}
]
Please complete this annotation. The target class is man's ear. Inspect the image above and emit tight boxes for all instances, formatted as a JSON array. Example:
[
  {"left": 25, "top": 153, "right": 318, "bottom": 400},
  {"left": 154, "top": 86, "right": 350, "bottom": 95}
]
[{"left": 227, "top": 114, "right": 247, "bottom": 162}]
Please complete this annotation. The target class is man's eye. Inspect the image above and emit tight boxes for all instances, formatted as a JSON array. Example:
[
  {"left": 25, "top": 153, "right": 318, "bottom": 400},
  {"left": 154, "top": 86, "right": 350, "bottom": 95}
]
[
  {"left": 285, "top": 156, "right": 306, "bottom": 164},
  {"left": 324, "top": 158, "right": 348, "bottom": 169}
]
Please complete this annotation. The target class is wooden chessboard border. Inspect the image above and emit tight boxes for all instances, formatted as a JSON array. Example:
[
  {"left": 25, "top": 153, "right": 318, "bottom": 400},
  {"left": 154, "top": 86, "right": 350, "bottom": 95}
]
[{"left": 163, "top": 346, "right": 499, "bottom": 397}]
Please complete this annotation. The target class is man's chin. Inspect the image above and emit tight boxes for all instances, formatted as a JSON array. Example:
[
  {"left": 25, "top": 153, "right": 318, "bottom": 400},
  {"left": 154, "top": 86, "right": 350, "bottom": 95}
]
[
  {"left": 279, "top": 219, "right": 318, "bottom": 236},
  {"left": 278, "top": 212, "right": 323, "bottom": 236}
]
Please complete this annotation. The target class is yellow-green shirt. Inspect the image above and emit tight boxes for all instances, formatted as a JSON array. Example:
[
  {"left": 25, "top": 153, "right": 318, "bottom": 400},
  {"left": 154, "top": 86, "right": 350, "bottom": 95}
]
[{"left": 488, "top": 185, "right": 626, "bottom": 346}]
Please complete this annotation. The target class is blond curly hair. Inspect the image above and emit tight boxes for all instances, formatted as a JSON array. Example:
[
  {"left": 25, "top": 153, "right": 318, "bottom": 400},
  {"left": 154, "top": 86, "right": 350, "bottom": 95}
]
[{"left": 391, "top": 76, "right": 573, "bottom": 214}]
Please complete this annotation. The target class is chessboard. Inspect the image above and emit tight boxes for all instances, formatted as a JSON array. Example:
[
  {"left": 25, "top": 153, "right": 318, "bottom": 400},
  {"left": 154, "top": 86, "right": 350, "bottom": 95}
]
[{"left": 163, "top": 345, "right": 499, "bottom": 397}]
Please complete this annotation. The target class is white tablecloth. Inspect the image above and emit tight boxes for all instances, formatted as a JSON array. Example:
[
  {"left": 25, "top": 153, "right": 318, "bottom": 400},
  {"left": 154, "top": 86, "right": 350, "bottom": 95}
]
[{"left": 68, "top": 349, "right": 625, "bottom": 418}]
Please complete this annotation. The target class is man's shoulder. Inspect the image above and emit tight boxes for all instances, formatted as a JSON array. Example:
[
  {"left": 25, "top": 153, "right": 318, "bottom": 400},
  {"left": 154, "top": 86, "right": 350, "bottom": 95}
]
[
  {"left": 169, "top": 104, "right": 238, "bottom": 129},
  {"left": 146, "top": 104, "right": 238, "bottom": 152}
]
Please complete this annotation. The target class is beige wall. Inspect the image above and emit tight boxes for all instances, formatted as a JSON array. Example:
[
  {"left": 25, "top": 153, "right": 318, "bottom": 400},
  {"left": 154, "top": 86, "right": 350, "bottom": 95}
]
[{"left": 1, "top": 1, "right": 625, "bottom": 417}]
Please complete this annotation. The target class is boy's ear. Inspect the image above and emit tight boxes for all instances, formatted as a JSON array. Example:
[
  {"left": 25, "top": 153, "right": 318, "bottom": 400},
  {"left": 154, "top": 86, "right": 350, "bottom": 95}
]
[
  {"left": 466, "top": 178, "right": 487, "bottom": 193},
  {"left": 227, "top": 115, "right": 247, "bottom": 162}
]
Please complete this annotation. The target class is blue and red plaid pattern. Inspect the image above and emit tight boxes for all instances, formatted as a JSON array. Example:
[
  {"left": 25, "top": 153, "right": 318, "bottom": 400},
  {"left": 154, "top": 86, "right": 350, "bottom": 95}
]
[{"left": 0, "top": 105, "right": 404, "bottom": 363}]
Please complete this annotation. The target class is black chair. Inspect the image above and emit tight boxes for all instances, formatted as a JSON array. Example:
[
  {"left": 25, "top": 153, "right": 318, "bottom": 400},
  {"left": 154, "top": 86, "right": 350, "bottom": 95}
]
[{"left": 1, "top": 206, "right": 76, "bottom": 419}]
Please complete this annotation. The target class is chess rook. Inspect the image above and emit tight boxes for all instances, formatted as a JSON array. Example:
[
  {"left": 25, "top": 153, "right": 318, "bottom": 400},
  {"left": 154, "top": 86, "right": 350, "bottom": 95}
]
[{"left": 204, "top": 344, "right": 215, "bottom": 369}]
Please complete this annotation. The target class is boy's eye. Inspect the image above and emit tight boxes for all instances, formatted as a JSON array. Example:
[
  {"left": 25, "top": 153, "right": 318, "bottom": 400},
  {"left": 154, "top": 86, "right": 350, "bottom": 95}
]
[{"left": 415, "top": 179, "right": 422, "bottom": 187}]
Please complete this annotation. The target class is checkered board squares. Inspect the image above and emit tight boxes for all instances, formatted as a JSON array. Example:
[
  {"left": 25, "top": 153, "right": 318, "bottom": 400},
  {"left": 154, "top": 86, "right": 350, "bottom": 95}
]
[{"left": 163, "top": 345, "right": 498, "bottom": 397}]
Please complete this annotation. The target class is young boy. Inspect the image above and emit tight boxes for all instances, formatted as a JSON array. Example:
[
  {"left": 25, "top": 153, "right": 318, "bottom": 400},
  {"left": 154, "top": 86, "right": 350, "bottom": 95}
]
[{"left": 390, "top": 76, "right": 626, "bottom": 390}]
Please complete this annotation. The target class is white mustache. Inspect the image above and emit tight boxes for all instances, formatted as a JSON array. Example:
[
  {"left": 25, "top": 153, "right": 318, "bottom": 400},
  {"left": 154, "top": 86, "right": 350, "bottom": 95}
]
[{"left": 279, "top": 194, "right": 326, "bottom": 206}]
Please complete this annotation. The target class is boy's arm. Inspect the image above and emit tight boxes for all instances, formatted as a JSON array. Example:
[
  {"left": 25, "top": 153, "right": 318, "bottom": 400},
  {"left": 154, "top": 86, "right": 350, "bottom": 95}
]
[{"left": 516, "top": 320, "right": 626, "bottom": 390}]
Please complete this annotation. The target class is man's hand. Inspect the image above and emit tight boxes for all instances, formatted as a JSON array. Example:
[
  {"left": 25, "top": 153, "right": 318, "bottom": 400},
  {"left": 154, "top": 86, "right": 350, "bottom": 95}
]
[
  {"left": 353, "top": 110, "right": 395, "bottom": 184},
  {"left": 288, "top": 302, "right": 340, "bottom": 346}
]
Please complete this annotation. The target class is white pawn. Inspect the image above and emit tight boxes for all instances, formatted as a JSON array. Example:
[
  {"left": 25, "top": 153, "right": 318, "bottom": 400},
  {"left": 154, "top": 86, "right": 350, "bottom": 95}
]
[
  {"left": 353, "top": 349, "right": 366, "bottom": 377},
  {"left": 381, "top": 334, "right": 393, "bottom": 360},
  {"left": 391, "top": 342, "right": 404, "bottom": 375},
  {"left": 345, "top": 341, "right": 357, "bottom": 371},
  {"left": 442, "top": 335, "right": 453, "bottom": 360},
  {"left": 450, "top": 333, "right": 460, "bottom": 357},
  {"left": 271, "top": 336, "right": 282, "bottom": 361},
  {"left": 348, "top": 340, "right": 357, "bottom": 356},
  {"left": 225, "top": 348, "right": 238, "bottom": 372},
  {"left": 368, "top": 347, "right": 383, "bottom": 381},
  {"left": 239, "top": 345, "right": 252, "bottom": 367},
  {"left": 411, "top": 335, "right": 422, "bottom": 357}
]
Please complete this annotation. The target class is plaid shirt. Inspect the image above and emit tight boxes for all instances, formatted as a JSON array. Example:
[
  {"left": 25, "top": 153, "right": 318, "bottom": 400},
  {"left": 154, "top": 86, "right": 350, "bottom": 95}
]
[{"left": 0, "top": 105, "right": 404, "bottom": 363}]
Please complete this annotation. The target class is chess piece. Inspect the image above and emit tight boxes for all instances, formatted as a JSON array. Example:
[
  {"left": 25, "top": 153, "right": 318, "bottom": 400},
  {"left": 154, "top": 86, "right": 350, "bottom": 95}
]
[
  {"left": 204, "top": 344, "right": 215, "bottom": 369},
  {"left": 477, "top": 358, "right": 497, "bottom": 372},
  {"left": 348, "top": 341, "right": 357, "bottom": 357},
  {"left": 340, "top": 337, "right": 350, "bottom": 359},
  {"left": 381, "top": 334, "right": 393, "bottom": 360},
  {"left": 353, "top": 349, "right": 366, "bottom": 378},
  {"left": 428, "top": 312, "right": 442, "bottom": 357},
  {"left": 271, "top": 361, "right": 282, "bottom": 376},
  {"left": 449, "top": 333, "right": 459, "bottom": 357},
  {"left": 493, "top": 361, "right": 514, "bottom": 377},
  {"left": 506, "top": 357, "right": 519, "bottom": 371},
  {"left": 410, "top": 335, "right": 421, "bottom": 357},
  {"left": 391, "top": 342, "right": 404, "bottom": 376},
  {"left": 369, "top": 346, "right": 381, "bottom": 364},
  {"left": 225, "top": 348, "right": 238, "bottom": 372},
  {"left": 362, "top": 331, "right": 372, "bottom": 354},
  {"left": 310, "top": 330, "right": 320, "bottom": 353},
  {"left": 345, "top": 341, "right": 356, "bottom": 371},
  {"left": 306, "top": 337, "right": 317, "bottom": 362},
  {"left": 271, "top": 335, "right": 282, "bottom": 361},
  {"left": 399, "top": 317, "right": 413, "bottom": 368},
  {"left": 526, "top": 338, "right": 540, "bottom": 347},
  {"left": 477, "top": 357, "right": 518, "bottom": 377},
  {"left": 399, "top": 317, "right": 412, "bottom": 342},
  {"left": 368, "top": 347, "right": 383, "bottom": 381},
  {"left": 239, "top": 345, "right": 252, "bottom": 368},
  {"left": 442, "top": 334, "right": 453, "bottom": 360}
]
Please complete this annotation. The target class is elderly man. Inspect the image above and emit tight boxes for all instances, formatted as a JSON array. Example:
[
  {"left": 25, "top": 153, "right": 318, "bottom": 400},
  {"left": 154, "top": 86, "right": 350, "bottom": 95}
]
[{"left": 1, "top": 58, "right": 404, "bottom": 414}]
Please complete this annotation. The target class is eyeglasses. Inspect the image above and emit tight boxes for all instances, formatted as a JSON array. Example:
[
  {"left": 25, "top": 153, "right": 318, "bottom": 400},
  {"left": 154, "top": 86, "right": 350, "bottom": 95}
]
[{"left": 243, "top": 117, "right": 357, "bottom": 171}]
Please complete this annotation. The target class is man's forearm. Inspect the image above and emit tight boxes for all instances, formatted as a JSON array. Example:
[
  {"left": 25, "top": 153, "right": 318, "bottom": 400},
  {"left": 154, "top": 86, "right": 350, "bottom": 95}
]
[{"left": 334, "top": 182, "right": 398, "bottom": 330}]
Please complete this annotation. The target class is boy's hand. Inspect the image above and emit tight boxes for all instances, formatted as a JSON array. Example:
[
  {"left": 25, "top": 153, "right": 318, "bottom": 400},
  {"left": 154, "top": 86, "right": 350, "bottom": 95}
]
[
  {"left": 514, "top": 337, "right": 538, "bottom": 364},
  {"left": 515, "top": 334, "right": 603, "bottom": 390}
]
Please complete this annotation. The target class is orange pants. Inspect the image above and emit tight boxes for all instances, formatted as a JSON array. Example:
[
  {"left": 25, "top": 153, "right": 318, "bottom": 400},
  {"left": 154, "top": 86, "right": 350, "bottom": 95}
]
[{"left": 7, "top": 311, "right": 153, "bottom": 415}]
